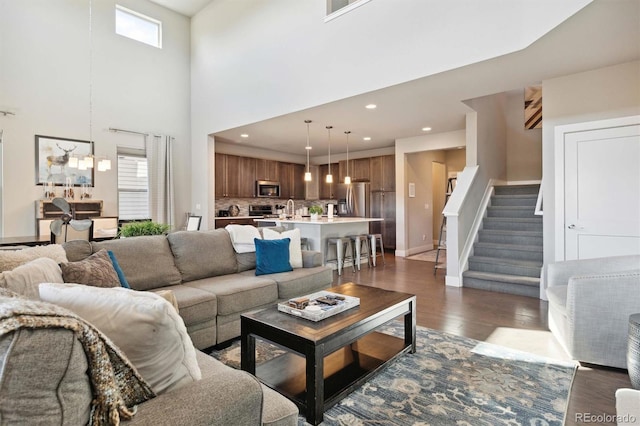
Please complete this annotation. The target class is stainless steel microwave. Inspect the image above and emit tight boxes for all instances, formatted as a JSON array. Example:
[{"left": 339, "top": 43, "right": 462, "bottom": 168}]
[{"left": 256, "top": 180, "right": 281, "bottom": 198}]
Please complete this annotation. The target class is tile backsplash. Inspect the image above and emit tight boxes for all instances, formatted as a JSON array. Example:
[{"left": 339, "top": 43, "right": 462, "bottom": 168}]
[{"left": 215, "top": 198, "right": 336, "bottom": 217}]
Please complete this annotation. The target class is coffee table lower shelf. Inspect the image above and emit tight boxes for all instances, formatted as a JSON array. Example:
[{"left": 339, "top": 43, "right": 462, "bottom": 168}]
[{"left": 256, "top": 331, "right": 409, "bottom": 410}]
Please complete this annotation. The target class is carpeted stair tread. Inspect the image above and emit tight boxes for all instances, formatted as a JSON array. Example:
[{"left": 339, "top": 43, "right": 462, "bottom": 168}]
[
  {"left": 479, "top": 229, "right": 542, "bottom": 237},
  {"left": 463, "top": 270, "right": 540, "bottom": 287},
  {"left": 468, "top": 256, "right": 542, "bottom": 268},
  {"left": 474, "top": 241, "right": 543, "bottom": 253},
  {"left": 483, "top": 217, "right": 542, "bottom": 223}
]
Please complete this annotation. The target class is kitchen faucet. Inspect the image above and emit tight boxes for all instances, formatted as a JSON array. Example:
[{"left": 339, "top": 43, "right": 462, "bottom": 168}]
[{"left": 286, "top": 199, "right": 295, "bottom": 217}]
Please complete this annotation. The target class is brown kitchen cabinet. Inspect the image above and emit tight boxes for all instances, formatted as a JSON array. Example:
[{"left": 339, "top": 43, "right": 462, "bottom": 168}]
[
  {"left": 255, "top": 159, "right": 279, "bottom": 181},
  {"left": 339, "top": 158, "right": 371, "bottom": 183},
  {"left": 370, "top": 155, "right": 395, "bottom": 191},
  {"left": 279, "top": 163, "right": 306, "bottom": 200},
  {"left": 291, "top": 163, "right": 306, "bottom": 199},
  {"left": 215, "top": 153, "right": 255, "bottom": 198},
  {"left": 214, "top": 217, "right": 257, "bottom": 229},
  {"left": 319, "top": 163, "right": 339, "bottom": 199},
  {"left": 370, "top": 190, "right": 396, "bottom": 249}
]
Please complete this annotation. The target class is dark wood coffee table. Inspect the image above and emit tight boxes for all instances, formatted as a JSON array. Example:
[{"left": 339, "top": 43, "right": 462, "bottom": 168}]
[{"left": 241, "top": 283, "right": 416, "bottom": 425}]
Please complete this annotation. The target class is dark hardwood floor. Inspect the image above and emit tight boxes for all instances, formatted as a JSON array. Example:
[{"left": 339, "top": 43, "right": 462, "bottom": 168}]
[{"left": 331, "top": 253, "right": 631, "bottom": 426}]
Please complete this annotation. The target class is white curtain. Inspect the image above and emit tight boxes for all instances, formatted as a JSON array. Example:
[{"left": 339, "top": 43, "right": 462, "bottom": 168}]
[{"left": 146, "top": 135, "right": 175, "bottom": 228}]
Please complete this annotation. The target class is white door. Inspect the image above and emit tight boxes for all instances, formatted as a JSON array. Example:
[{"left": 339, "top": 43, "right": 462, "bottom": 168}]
[{"left": 565, "top": 124, "right": 640, "bottom": 260}]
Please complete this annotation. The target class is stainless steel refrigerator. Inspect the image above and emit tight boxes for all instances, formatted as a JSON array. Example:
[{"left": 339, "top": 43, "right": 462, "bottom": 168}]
[{"left": 336, "top": 183, "right": 370, "bottom": 217}]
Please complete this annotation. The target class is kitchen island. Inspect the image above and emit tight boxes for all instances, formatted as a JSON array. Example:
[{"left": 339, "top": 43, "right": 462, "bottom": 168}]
[{"left": 253, "top": 217, "right": 384, "bottom": 268}]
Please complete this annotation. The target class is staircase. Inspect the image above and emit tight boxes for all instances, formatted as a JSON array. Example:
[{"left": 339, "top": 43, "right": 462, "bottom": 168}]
[{"left": 463, "top": 184, "right": 542, "bottom": 298}]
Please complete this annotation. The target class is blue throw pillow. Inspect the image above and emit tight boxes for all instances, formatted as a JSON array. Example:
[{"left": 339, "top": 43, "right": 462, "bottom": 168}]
[
  {"left": 107, "top": 250, "right": 130, "bottom": 289},
  {"left": 254, "top": 238, "right": 293, "bottom": 276}
]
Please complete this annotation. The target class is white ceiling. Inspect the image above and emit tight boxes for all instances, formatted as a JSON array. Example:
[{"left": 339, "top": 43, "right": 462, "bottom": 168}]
[
  {"left": 149, "top": 0, "right": 212, "bottom": 17},
  {"left": 153, "top": 0, "right": 639, "bottom": 157}
]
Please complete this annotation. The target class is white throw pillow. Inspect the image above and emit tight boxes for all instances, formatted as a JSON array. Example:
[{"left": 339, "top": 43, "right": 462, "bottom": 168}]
[
  {"left": 262, "top": 228, "right": 303, "bottom": 269},
  {"left": 0, "top": 244, "right": 68, "bottom": 272},
  {"left": 39, "top": 283, "right": 201, "bottom": 395},
  {"left": 1, "top": 257, "right": 63, "bottom": 300}
]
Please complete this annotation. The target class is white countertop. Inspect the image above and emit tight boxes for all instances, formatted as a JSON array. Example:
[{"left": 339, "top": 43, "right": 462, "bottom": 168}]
[{"left": 253, "top": 217, "right": 383, "bottom": 225}]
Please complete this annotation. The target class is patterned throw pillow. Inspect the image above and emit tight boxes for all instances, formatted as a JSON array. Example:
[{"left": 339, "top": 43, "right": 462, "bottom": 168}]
[{"left": 59, "top": 249, "right": 120, "bottom": 288}]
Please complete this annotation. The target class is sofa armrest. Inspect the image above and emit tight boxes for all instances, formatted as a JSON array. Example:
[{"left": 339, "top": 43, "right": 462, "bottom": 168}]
[
  {"left": 547, "top": 255, "right": 640, "bottom": 288},
  {"left": 302, "top": 250, "right": 322, "bottom": 268},
  {"left": 126, "top": 369, "right": 263, "bottom": 426},
  {"left": 616, "top": 388, "right": 640, "bottom": 424},
  {"left": 566, "top": 269, "right": 640, "bottom": 368}
]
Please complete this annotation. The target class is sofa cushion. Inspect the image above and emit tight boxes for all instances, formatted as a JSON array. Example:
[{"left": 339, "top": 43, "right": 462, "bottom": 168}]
[
  {"left": 152, "top": 284, "right": 217, "bottom": 327},
  {"left": 1, "top": 257, "right": 63, "bottom": 300},
  {"left": 236, "top": 252, "right": 257, "bottom": 272},
  {"left": 92, "top": 236, "right": 182, "bottom": 291},
  {"left": 263, "top": 228, "right": 303, "bottom": 269},
  {"left": 39, "top": 283, "right": 201, "bottom": 395},
  {"left": 62, "top": 240, "right": 93, "bottom": 262},
  {"left": 239, "top": 266, "right": 333, "bottom": 300},
  {"left": 60, "top": 249, "right": 120, "bottom": 288},
  {"left": 255, "top": 238, "right": 293, "bottom": 276},
  {"left": 167, "top": 230, "right": 238, "bottom": 282},
  {"left": 0, "top": 328, "right": 92, "bottom": 425},
  {"left": 0, "top": 244, "right": 68, "bottom": 272},
  {"left": 185, "top": 274, "right": 278, "bottom": 316}
]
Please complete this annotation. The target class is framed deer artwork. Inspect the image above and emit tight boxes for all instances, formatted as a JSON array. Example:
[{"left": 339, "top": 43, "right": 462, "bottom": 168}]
[{"left": 35, "top": 135, "right": 94, "bottom": 186}]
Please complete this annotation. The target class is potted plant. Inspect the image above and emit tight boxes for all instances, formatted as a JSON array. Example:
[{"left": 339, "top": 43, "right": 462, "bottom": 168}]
[
  {"left": 308, "top": 205, "right": 323, "bottom": 221},
  {"left": 118, "top": 221, "right": 170, "bottom": 238}
]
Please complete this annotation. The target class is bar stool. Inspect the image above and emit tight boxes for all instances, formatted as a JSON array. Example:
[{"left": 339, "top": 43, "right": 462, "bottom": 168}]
[
  {"left": 349, "top": 234, "right": 372, "bottom": 271},
  {"left": 369, "top": 233, "right": 385, "bottom": 267},
  {"left": 300, "top": 237, "right": 311, "bottom": 251},
  {"left": 326, "top": 237, "right": 355, "bottom": 276}
]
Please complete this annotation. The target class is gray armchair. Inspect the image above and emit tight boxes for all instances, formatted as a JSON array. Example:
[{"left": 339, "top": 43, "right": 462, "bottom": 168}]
[{"left": 546, "top": 255, "right": 640, "bottom": 368}]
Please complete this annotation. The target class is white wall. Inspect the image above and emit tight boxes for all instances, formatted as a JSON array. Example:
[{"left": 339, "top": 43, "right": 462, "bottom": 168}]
[
  {"left": 542, "top": 60, "right": 640, "bottom": 264},
  {"left": 190, "top": 0, "right": 590, "bottom": 233},
  {"left": 0, "top": 0, "right": 191, "bottom": 236}
]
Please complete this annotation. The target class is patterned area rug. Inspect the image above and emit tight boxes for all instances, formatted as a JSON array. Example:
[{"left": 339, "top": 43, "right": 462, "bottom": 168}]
[{"left": 210, "top": 324, "right": 577, "bottom": 426}]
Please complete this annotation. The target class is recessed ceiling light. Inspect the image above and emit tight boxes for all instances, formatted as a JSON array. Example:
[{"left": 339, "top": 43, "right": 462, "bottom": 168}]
[
  {"left": 305, "top": 146, "right": 312, "bottom": 150},
  {"left": 422, "top": 127, "right": 432, "bottom": 132},
  {"left": 365, "top": 104, "right": 377, "bottom": 109},
  {"left": 457, "top": 146, "right": 464, "bottom": 150},
  {"left": 240, "top": 134, "right": 249, "bottom": 138},
  {"left": 363, "top": 137, "right": 371, "bottom": 141}
]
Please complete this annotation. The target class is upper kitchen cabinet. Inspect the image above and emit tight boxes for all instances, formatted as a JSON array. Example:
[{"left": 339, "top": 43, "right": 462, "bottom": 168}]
[
  {"left": 319, "top": 163, "right": 339, "bottom": 199},
  {"left": 291, "top": 163, "right": 306, "bottom": 200},
  {"left": 305, "top": 165, "right": 320, "bottom": 200},
  {"left": 255, "top": 159, "right": 280, "bottom": 182},
  {"left": 279, "top": 163, "right": 306, "bottom": 200},
  {"left": 215, "top": 153, "right": 256, "bottom": 198},
  {"left": 370, "top": 155, "right": 395, "bottom": 191},
  {"left": 339, "top": 158, "right": 371, "bottom": 183}
]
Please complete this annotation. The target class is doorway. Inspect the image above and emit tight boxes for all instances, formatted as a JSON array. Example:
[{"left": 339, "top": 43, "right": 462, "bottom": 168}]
[
  {"left": 555, "top": 116, "right": 640, "bottom": 260},
  {"left": 432, "top": 162, "right": 446, "bottom": 247}
]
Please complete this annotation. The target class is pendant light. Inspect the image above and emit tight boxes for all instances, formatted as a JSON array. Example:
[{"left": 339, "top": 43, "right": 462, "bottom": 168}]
[
  {"left": 344, "top": 130, "right": 351, "bottom": 184},
  {"left": 325, "top": 126, "right": 333, "bottom": 183},
  {"left": 304, "top": 120, "right": 312, "bottom": 182}
]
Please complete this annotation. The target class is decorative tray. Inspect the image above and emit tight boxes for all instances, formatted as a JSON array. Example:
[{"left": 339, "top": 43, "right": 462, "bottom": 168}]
[{"left": 277, "top": 290, "right": 360, "bottom": 322}]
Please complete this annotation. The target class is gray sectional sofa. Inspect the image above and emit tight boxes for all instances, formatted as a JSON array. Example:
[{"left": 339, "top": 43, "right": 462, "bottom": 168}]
[
  {"left": 63, "top": 228, "right": 333, "bottom": 349},
  {"left": 0, "top": 228, "right": 333, "bottom": 425}
]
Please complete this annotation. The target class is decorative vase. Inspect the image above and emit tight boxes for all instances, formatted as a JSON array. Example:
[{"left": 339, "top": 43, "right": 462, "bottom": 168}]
[{"left": 310, "top": 213, "right": 319, "bottom": 221}]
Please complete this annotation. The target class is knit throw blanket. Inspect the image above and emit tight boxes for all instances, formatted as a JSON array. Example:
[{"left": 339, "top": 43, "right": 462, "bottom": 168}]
[{"left": 0, "top": 288, "right": 155, "bottom": 425}]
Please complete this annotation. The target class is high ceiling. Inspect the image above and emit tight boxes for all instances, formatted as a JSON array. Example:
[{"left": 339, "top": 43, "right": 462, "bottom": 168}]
[
  {"left": 148, "top": 0, "right": 212, "bottom": 17},
  {"left": 153, "top": 0, "right": 639, "bottom": 157}
]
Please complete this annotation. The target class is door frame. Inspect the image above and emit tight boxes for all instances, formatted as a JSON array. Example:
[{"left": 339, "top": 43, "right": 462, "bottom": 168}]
[{"left": 554, "top": 115, "right": 640, "bottom": 261}]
